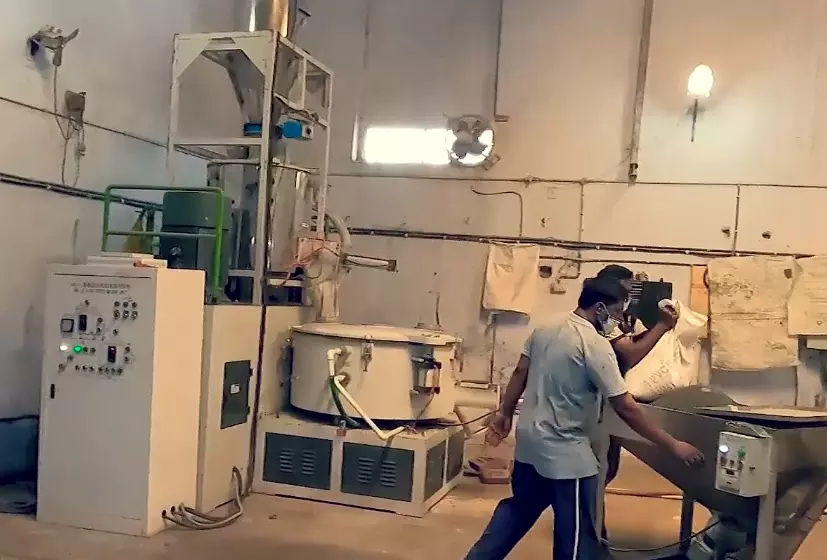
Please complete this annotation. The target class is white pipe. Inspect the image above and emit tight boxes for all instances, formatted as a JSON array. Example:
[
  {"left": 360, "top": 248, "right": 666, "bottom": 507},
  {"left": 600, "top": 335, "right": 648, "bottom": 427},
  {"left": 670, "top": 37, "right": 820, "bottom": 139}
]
[
  {"left": 455, "top": 385, "right": 500, "bottom": 410},
  {"left": 325, "top": 213, "right": 353, "bottom": 253},
  {"left": 454, "top": 406, "right": 477, "bottom": 439},
  {"left": 344, "top": 254, "right": 395, "bottom": 270},
  {"left": 326, "top": 348, "right": 406, "bottom": 441},
  {"left": 327, "top": 347, "right": 344, "bottom": 377}
]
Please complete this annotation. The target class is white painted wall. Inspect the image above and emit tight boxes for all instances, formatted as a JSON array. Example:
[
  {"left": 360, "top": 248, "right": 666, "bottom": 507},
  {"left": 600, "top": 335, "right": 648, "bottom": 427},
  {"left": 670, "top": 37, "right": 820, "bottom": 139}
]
[
  {"left": 297, "top": 0, "right": 827, "bottom": 407},
  {"left": 0, "top": 0, "right": 237, "bottom": 417}
]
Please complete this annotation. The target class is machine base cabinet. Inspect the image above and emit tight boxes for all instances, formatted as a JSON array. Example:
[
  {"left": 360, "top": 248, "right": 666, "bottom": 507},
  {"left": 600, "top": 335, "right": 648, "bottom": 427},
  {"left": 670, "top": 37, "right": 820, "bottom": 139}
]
[{"left": 253, "top": 414, "right": 465, "bottom": 517}]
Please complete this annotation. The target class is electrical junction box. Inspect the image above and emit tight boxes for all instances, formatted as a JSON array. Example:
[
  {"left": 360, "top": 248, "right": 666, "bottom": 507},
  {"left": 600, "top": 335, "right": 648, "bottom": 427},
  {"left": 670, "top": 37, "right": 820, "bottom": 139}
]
[
  {"left": 714, "top": 431, "right": 773, "bottom": 497},
  {"left": 38, "top": 260, "right": 205, "bottom": 536}
]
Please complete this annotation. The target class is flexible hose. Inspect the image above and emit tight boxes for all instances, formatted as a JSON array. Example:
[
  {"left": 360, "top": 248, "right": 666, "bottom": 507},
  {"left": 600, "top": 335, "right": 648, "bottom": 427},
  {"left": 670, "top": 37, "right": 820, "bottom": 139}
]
[
  {"left": 162, "top": 467, "right": 243, "bottom": 530},
  {"left": 328, "top": 376, "right": 362, "bottom": 428},
  {"left": 327, "top": 348, "right": 406, "bottom": 441},
  {"left": 326, "top": 348, "right": 361, "bottom": 428},
  {"left": 324, "top": 213, "right": 353, "bottom": 254},
  {"left": 331, "top": 375, "right": 406, "bottom": 441}
]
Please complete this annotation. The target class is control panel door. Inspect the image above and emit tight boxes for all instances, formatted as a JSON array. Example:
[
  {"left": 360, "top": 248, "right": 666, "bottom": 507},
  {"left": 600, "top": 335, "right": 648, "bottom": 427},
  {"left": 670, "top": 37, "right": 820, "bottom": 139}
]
[{"left": 39, "top": 274, "right": 154, "bottom": 522}]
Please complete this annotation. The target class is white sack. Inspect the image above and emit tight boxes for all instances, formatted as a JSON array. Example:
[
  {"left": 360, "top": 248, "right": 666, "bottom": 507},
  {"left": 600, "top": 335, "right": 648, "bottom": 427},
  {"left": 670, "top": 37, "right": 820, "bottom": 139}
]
[
  {"left": 625, "top": 300, "right": 708, "bottom": 402},
  {"left": 482, "top": 243, "right": 540, "bottom": 316}
]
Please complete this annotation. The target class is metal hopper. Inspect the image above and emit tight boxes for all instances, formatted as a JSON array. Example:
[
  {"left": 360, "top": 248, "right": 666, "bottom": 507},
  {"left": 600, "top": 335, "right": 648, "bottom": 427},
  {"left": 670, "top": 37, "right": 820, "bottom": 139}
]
[{"left": 602, "top": 386, "right": 827, "bottom": 559}]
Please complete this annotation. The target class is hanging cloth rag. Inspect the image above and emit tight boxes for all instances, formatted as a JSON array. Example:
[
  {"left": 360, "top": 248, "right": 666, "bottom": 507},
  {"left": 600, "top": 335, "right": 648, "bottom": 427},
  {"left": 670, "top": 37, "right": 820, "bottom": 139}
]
[{"left": 482, "top": 243, "right": 540, "bottom": 316}]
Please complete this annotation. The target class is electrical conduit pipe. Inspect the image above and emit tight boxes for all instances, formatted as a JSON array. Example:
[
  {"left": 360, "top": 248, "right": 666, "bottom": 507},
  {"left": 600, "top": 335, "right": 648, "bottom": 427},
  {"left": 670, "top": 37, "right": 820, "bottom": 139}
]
[{"left": 327, "top": 348, "right": 406, "bottom": 441}]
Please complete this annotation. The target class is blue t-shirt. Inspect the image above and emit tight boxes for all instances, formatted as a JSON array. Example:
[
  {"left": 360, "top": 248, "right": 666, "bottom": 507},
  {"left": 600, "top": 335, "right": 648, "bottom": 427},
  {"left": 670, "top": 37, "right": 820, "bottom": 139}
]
[{"left": 514, "top": 312, "right": 628, "bottom": 480}]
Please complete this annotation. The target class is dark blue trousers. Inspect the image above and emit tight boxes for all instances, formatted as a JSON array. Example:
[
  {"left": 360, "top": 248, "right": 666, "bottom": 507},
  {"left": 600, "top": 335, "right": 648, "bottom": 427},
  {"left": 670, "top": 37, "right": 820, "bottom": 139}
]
[{"left": 465, "top": 461, "right": 604, "bottom": 560}]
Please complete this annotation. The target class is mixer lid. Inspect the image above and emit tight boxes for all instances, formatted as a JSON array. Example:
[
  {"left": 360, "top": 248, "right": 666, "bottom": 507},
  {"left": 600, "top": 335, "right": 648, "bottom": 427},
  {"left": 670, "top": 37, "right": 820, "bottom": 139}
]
[{"left": 292, "top": 323, "right": 460, "bottom": 346}]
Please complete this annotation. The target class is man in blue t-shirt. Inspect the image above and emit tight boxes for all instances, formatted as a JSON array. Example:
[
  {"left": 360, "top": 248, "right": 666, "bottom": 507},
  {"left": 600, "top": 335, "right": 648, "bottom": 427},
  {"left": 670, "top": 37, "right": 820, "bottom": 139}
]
[{"left": 464, "top": 277, "right": 702, "bottom": 560}]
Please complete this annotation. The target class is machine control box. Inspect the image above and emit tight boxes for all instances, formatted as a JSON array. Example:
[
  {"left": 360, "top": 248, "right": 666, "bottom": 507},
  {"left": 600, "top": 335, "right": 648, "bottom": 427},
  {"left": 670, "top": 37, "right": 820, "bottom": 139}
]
[{"left": 714, "top": 431, "right": 772, "bottom": 497}]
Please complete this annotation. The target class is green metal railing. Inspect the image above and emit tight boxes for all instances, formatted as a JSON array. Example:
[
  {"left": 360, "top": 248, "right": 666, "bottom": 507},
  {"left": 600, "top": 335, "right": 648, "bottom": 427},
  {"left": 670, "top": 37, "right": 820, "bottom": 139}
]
[{"left": 101, "top": 185, "right": 227, "bottom": 298}]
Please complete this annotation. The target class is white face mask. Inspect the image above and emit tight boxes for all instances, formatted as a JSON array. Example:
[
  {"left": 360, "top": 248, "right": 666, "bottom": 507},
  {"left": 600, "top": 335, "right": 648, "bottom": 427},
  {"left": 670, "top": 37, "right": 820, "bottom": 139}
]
[{"left": 596, "top": 304, "right": 622, "bottom": 336}]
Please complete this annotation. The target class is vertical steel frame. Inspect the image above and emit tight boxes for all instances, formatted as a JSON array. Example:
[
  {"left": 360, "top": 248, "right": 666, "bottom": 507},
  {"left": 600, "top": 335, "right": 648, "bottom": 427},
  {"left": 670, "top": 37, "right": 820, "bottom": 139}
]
[{"left": 166, "top": 31, "right": 333, "bottom": 305}]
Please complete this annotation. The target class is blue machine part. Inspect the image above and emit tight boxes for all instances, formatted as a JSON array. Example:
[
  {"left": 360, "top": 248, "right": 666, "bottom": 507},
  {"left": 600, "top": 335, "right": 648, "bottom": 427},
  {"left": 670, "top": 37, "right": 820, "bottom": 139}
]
[
  {"left": 243, "top": 122, "right": 263, "bottom": 137},
  {"left": 242, "top": 120, "right": 312, "bottom": 140},
  {"left": 281, "top": 119, "right": 312, "bottom": 140}
]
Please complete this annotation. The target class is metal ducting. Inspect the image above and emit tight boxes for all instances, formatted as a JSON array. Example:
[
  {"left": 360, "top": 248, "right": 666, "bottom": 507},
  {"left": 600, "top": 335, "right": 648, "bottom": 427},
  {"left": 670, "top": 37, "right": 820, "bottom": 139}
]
[{"left": 238, "top": 0, "right": 309, "bottom": 38}]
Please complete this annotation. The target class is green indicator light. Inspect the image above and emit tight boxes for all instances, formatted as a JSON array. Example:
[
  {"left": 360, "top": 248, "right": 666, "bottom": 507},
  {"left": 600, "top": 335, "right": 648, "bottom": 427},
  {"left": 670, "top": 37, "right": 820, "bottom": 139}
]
[
  {"left": 738, "top": 448, "right": 746, "bottom": 459},
  {"left": 73, "top": 345, "right": 83, "bottom": 354}
]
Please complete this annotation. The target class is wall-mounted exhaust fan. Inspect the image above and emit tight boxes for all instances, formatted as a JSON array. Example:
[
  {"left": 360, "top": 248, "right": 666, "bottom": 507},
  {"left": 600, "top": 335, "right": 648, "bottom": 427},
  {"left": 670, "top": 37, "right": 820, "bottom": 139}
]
[{"left": 446, "top": 115, "right": 496, "bottom": 168}]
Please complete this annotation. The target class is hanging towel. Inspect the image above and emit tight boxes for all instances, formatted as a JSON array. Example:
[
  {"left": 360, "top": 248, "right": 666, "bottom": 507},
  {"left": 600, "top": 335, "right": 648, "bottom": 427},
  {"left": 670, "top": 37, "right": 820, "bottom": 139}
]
[{"left": 482, "top": 243, "right": 540, "bottom": 316}]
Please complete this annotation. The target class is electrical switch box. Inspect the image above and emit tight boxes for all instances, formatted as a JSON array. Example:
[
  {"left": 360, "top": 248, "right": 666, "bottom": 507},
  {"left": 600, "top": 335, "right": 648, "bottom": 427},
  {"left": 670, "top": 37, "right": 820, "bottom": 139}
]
[
  {"left": 714, "top": 432, "right": 773, "bottom": 497},
  {"left": 38, "top": 260, "right": 205, "bottom": 536}
]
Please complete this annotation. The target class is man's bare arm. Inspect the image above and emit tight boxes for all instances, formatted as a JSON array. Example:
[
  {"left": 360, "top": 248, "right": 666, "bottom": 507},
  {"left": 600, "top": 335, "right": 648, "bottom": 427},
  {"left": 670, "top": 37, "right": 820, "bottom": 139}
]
[
  {"left": 501, "top": 355, "right": 530, "bottom": 418},
  {"left": 611, "top": 324, "right": 669, "bottom": 370}
]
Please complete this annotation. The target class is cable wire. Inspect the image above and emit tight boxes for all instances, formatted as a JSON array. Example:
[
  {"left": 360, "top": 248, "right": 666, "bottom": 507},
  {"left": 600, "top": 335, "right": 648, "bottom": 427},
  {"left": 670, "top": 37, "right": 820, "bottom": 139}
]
[
  {"left": 604, "top": 519, "right": 720, "bottom": 553},
  {"left": 606, "top": 487, "right": 683, "bottom": 501},
  {"left": 52, "top": 67, "right": 85, "bottom": 188},
  {"left": 470, "top": 186, "right": 525, "bottom": 237},
  {"left": 441, "top": 409, "right": 497, "bottom": 427},
  {"left": 162, "top": 467, "right": 244, "bottom": 530}
]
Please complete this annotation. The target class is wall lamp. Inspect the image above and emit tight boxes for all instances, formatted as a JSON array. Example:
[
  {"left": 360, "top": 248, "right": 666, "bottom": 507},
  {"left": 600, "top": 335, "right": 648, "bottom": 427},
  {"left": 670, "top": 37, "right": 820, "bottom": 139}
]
[{"left": 687, "top": 64, "right": 714, "bottom": 142}]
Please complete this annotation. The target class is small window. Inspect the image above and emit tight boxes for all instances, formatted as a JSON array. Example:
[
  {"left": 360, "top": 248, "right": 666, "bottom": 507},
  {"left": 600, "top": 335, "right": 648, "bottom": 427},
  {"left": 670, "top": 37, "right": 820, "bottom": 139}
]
[{"left": 362, "top": 126, "right": 451, "bottom": 165}]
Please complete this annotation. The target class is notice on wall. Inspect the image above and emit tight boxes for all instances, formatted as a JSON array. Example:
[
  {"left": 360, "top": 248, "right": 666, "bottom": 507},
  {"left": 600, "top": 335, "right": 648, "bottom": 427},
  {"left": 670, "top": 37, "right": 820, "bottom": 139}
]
[
  {"left": 788, "top": 256, "right": 827, "bottom": 336},
  {"left": 707, "top": 256, "right": 798, "bottom": 371}
]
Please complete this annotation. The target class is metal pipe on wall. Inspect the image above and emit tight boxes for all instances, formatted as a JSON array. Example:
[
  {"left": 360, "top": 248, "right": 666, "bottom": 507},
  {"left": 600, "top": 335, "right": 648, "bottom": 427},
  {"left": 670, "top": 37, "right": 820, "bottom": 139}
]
[
  {"left": 492, "top": 0, "right": 505, "bottom": 120},
  {"left": 0, "top": 171, "right": 158, "bottom": 211},
  {"left": 731, "top": 183, "right": 742, "bottom": 252},
  {"left": 627, "top": 0, "right": 654, "bottom": 183},
  {"left": 347, "top": 226, "right": 812, "bottom": 260},
  {"left": 331, "top": 171, "right": 827, "bottom": 191}
]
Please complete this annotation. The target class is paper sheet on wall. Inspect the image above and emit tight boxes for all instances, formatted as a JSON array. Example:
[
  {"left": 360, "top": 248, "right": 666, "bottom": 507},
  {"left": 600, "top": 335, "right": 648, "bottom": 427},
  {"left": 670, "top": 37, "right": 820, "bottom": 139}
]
[
  {"left": 787, "top": 256, "right": 827, "bottom": 335},
  {"left": 707, "top": 256, "right": 798, "bottom": 371}
]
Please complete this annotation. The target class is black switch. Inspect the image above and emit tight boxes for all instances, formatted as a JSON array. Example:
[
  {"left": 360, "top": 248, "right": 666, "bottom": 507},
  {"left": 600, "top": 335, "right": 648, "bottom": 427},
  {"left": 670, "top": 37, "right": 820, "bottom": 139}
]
[
  {"left": 107, "top": 346, "right": 117, "bottom": 364},
  {"left": 78, "top": 314, "right": 88, "bottom": 332}
]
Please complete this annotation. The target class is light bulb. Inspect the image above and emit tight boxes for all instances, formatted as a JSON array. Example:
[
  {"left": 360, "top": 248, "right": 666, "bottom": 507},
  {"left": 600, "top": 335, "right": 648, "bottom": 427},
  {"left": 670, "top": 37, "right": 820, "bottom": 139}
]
[{"left": 688, "top": 64, "right": 714, "bottom": 99}]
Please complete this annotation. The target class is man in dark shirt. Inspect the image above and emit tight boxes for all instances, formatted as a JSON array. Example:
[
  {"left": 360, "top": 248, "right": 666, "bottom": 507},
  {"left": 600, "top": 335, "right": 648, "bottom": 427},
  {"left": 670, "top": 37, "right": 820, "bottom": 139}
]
[{"left": 594, "top": 265, "right": 677, "bottom": 535}]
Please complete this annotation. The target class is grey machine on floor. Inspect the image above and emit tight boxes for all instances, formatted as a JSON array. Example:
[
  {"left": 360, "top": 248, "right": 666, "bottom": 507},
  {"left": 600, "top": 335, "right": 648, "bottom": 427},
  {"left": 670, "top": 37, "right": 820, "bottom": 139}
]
[{"left": 600, "top": 386, "right": 827, "bottom": 560}]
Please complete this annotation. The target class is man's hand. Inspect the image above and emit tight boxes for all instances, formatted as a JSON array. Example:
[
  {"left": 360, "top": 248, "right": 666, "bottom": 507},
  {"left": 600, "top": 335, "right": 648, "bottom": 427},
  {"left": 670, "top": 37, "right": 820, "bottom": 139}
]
[
  {"left": 670, "top": 440, "right": 704, "bottom": 467},
  {"left": 657, "top": 304, "right": 679, "bottom": 329},
  {"left": 485, "top": 412, "right": 512, "bottom": 447}
]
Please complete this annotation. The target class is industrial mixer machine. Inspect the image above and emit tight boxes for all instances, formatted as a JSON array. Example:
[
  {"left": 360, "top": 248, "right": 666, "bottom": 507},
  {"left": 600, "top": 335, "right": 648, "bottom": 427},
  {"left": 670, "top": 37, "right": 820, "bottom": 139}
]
[{"left": 254, "top": 322, "right": 497, "bottom": 517}]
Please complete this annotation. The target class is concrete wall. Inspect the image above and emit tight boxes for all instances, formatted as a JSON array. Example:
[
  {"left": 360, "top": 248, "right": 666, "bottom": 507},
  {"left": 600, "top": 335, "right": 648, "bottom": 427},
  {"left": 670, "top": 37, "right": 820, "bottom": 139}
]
[
  {"left": 295, "top": 0, "right": 827, "bottom": 407},
  {"left": 0, "top": 0, "right": 236, "bottom": 417}
]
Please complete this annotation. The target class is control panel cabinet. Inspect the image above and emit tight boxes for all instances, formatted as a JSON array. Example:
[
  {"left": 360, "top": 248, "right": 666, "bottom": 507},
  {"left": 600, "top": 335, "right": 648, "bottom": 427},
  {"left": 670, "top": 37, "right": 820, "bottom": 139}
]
[{"left": 38, "top": 263, "right": 205, "bottom": 536}]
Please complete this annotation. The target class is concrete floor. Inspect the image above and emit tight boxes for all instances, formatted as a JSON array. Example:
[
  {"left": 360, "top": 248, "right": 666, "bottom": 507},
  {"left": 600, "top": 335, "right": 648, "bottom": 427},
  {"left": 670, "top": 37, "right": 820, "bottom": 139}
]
[{"left": 0, "top": 457, "right": 825, "bottom": 560}]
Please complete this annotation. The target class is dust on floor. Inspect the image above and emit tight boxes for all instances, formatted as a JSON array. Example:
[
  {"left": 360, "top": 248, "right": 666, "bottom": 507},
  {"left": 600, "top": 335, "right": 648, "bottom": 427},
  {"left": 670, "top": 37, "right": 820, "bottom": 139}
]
[{"left": 0, "top": 457, "right": 824, "bottom": 559}]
